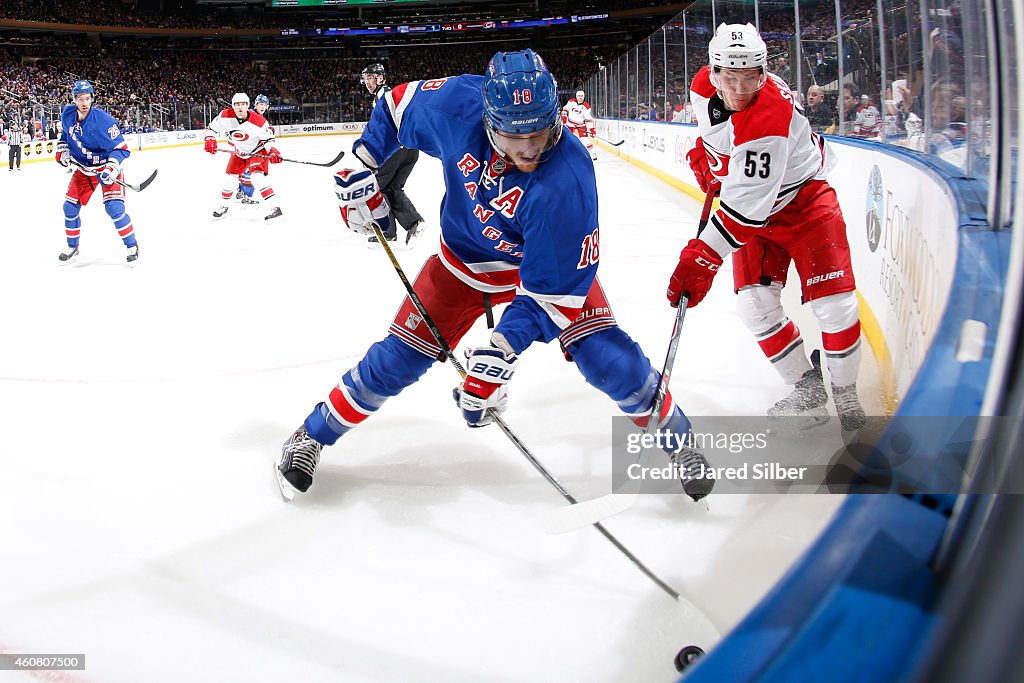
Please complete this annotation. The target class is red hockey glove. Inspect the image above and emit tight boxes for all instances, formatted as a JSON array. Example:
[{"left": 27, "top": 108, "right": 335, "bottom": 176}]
[
  {"left": 204, "top": 136, "right": 217, "bottom": 154},
  {"left": 267, "top": 147, "right": 283, "bottom": 164},
  {"left": 667, "top": 239, "right": 723, "bottom": 308},
  {"left": 55, "top": 141, "right": 70, "bottom": 168},
  {"left": 686, "top": 138, "right": 720, "bottom": 196},
  {"left": 456, "top": 337, "right": 519, "bottom": 427}
]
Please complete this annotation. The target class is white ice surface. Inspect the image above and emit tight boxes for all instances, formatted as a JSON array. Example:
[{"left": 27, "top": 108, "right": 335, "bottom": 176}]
[{"left": 0, "top": 137, "right": 882, "bottom": 682}]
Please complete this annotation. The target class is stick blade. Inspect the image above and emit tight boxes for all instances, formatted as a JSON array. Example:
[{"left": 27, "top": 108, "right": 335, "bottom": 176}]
[
  {"left": 133, "top": 168, "right": 158, "bottom": 191},
  {"left": 543, "top": 492, "right": 638, "bottom": 534}
]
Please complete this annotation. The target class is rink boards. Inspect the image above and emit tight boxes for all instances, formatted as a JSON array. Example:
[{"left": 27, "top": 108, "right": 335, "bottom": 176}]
[{"left": 596, "top": 118, "right": 1005, "bottom": 680}]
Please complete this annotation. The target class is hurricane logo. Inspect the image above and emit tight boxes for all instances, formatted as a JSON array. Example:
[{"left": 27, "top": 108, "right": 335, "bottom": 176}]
[
  {"left": 865, "top": 165, "right": 883, "bottom": 252},
  {"left": 229, "top": 131, "right": 251, "bottom": 143},
  {"left": 705, "top": 145, "right": 726, "bottom": 173}
]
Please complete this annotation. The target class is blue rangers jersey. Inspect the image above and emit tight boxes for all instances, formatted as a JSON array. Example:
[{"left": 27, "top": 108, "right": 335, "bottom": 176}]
[
  {"left": 353, "top": 75, "right": 600, "bottom": 354},
  {"left": 59, "top": 104, "right": 130, "bottom": 171}
]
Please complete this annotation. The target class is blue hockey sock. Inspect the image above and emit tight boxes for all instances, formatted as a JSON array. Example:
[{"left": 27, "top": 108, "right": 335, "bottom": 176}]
[{"left": 305, "top": 334, "right": 436, "bottom": 445}]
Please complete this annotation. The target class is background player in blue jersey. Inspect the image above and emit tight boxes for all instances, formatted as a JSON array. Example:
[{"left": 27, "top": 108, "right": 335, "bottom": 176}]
[
  {"left": 276, "top": 50, "right": 713, "bottom": 502},
  {"left": 236, "top": 94, "right": 272, "bottom": 206},
  {"left": 55, "top": 79, "right": 139, "bottom": 265}
]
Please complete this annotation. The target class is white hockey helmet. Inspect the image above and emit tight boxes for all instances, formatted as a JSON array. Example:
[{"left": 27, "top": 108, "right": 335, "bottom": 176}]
[
  {"left": 231, "top": 92, "right": 250, "bottom": 105},
  {"left": 576, "top": 90, "right": 585, "bottom": 102},
  {"left": 708, "top": 23, "right": 768, "bottom": 93}
]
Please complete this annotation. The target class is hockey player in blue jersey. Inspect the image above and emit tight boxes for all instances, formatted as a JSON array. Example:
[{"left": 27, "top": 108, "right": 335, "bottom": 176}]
[
  {"left": 276, "top": 50, "right": 713, "bottom": 502},
  {"left": 55, "top": 79, "right": 139, "bottom": 265}
]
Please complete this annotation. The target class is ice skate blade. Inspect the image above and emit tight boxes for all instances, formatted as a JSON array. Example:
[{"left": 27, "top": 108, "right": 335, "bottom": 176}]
[
  {"left": 841, "top": 427, "right": 863, "bottom": 446},
  {"left": 768, "top": 407, "right": 831, "bottom": 432},
  {"left": 273, "top": 460, "right": 297, "bottom": 502}
]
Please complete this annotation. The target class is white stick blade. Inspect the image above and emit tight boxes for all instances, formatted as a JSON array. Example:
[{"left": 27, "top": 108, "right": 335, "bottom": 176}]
[{"left": 543, "top": 492, "right": 638, "bottom": 534}]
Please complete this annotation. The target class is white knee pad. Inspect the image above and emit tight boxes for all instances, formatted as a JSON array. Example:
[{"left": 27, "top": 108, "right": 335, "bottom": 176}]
[
  {"left": 250, "top": 172, "right": 271, "bottom": 194},
  {"left": 811, "top": 291, "right": 861, "bottom": 387},
  {"left": 736, "top": 283, "right": 786, "bottom": 335},
  {"left": 221, "top": 173, "right": 239, "bottom": 194},
  {"left": 810, "top": 291, "right": 859, "bottom": 333}
]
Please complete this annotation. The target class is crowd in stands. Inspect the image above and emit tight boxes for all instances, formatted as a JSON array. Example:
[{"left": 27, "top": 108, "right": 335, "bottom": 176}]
[
  {"left": 1, "top": 31, "right": 614, "bottom": 131},
  {"left": 1, "top": 0, "right": 682, "bottom": 31},
  {"left": 2, "top": 0, "right": 969, "bottom": 159}
]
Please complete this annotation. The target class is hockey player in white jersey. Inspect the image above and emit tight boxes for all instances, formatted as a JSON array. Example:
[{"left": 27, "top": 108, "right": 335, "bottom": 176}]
[
  {"left": 204, "top": 92, "right": 283, "bottom": 220},
  {"left": 667, "top": 23, "right": 866, "bottom": 435},
  {"left": 235, "top": 93, "right": 274, "bottom": 206},
  {"left": 561, "top": 89, "right": 598, "bottom": 160}
]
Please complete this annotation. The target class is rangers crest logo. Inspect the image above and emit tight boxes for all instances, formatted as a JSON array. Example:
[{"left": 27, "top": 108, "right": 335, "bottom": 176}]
[{"left": 404, "top": 313, "right": 422, "bottom": 330}]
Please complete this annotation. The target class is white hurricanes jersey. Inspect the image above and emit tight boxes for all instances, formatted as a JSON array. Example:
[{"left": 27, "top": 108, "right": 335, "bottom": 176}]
[
  {"left": 561, "top": 99, "right": 594, "bottom": 129},
  {"left": 854, "top": 104, "right": 882, "bottom": 137},
  {"left": 206, "top": 109, "right": 276, "bottom": 157},
  {"left": 690, "top": 66, "right": 833, "bottom": 256}
]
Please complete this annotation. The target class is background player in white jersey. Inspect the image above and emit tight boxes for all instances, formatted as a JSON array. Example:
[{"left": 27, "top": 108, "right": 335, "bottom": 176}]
[
  {"left": 236, "top": 93, "right": 273, "bottom": 206},
  {"left": 203, "top": 92, "right": 283, "bottom": 220},
  {"left": 275, "top": 50, "right": 713, "bottom": 502},
  {"left": 667, "top": 23, "right": 866, "bottom": 435},
  {"left": 561, "top": 89, "right": 597, "bottom": 160}
]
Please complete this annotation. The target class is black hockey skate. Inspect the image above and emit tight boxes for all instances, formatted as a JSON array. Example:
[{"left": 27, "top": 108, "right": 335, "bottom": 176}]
[
  {"left": 126, "top": 245, "right": 139, "bottom": 265},
  {"left": 672, "top": 446, "right": 715, "bottom": 502},
  {"left": 213, "top": 206, "right": 229, "bottom": 219},
  {"left": 832, "top": 382, "right": 867, "bottom": 434},
  {"left": 368, "top": 233, "right": 398, "bottom": 248},
  {"left": 767, "top": 349, "right": 829, "bottom": 429},
  {"left": 241, "top": 195, "right": 259, "bottom": 205},
  {"left": 404, "top": 220, "right": 424, "bottom": 247},
  {"left": 275, "top": 425, "right": 323, "bottom": 501},
  {"left": 264, "top": 207, "right": 283, "bottom": 221},
  {"left": 57, "top": 246, "right": 80, "bottom": 265}
]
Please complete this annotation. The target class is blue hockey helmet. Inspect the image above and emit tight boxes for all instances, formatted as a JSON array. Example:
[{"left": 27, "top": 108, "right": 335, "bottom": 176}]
[
  {"left": 255, "top": 94, "right": 271, "bottom": 106},
  {"left": 482, "top": 50, "right": 562, "bottom": 159},
  {"left": 483, "top": 50, "right": 559, "bottom": 135},
  {"left": 71, "top": 79, "right": 94, "bottom": 96}
]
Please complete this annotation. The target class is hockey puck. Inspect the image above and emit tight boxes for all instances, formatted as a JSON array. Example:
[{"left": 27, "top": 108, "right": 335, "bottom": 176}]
[{"left": 673, "top": 645, "right": 705, "bottom": 673}]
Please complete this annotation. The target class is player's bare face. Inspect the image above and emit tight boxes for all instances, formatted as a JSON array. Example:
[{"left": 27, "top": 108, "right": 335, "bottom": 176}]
[
  {"left": 362, "top": 75, "right": 382, "bottom": 93},
  {"left": 715, "top": 67, "right": 765, "bottom": 111},
  {"left": 255, "top": 103, "right": 268, "bottom": 115},
  {"left": 74, "top": 93, "right": 93, "bottom": 119},
  {"left": 233, "top": 101, "right": 249, "bottom": 119},
  {"left": 495, "top": 128, "right": 551, "bottom": 173}
]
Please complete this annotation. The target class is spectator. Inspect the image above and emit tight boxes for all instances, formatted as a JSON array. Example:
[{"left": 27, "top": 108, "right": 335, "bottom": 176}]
[{"left": 805, "top": 84, "right": 835, "bottom": 131}]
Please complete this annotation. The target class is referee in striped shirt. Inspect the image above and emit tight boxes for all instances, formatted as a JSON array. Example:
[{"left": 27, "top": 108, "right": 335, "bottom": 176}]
[{"left": 6, "top": 121, "right": 25, "bottom": 171}]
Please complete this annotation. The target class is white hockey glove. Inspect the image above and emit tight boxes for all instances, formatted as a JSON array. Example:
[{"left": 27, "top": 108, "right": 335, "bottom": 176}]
[
  {"left": 56, "top": 141, "right": 70, "bottom": 168},
  {"left": 455, "top": 333, "right": 519, "bottom": 427},
  {"left": 98, "top": 159, "right": 121, "bottom": 186},
  {"left": 333, "top": 168, "right": 392, "bottom": 237}
]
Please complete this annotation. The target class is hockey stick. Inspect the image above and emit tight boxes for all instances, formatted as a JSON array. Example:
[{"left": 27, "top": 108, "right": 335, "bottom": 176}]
[
  {"left": 544, "top": 191, "right": 716, "bottom": 534},
  {"left": 68, "top": 159, "right": 158, "bottom": 192},
  {"left": 216, "top": 147, "right": 346, "bottom": 167},
  {"left": 598, "top": 135, "right": 625, "bottom": 147},
  {"left": 369, "top": 222, "right": 683, "bottom": 601}
]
